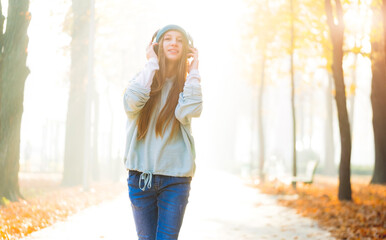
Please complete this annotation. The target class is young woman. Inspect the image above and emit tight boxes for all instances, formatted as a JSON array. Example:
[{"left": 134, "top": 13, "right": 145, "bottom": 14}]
[{"left": 123, "top": 24, "right": 202, "bottom": 240}]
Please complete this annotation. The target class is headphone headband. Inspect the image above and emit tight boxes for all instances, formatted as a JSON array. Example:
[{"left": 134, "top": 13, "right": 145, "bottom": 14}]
[{"left": 152, "top": 24, "right": 194, "bottom": 47}]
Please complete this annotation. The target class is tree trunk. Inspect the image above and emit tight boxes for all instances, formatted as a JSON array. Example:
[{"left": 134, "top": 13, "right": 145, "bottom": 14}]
[
  {"left": 0, "top": 2, "right": 4, "bottom": 51},
  {"left": 370, "top": 1, "right": 386, "bottom": 185},
  {"left": 290, "top": 0, "right": 297, "bottom": 189},
  {"left": 91, "top": 94, "right": 99, "bottom": 181},
  {"left": 383, "top": 0, "right": 386, "bottom": 57},
  {"left": 308, "top": 90, "right": 314, "bottom": 149},
  {"left": 62, "top": 0, "right": 92, "bottom": 186},
  {"left": 349, "top": 54, "right": 358, "bottom": 135},
  {"left": 258, "top": 54, "right": 265, "bottom": 181},
  {"left": 0, "top": 0, "right": 30, "bottom": 203},
  {"left": 325, "top": 0, "right": 352, "bottom": 201},
  {"left": 324, "top": 73, "right": 336, "bottom": 175}
]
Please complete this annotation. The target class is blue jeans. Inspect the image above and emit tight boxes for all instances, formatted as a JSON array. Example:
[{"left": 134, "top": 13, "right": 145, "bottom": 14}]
[{"left": 127, "top": 170, "right": 192, "bottom": 240}]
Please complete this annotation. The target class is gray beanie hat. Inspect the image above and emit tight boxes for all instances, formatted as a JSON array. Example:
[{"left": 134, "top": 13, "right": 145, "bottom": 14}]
[{"left": 155, "top": 24, "right": 189, "bottom": 43}]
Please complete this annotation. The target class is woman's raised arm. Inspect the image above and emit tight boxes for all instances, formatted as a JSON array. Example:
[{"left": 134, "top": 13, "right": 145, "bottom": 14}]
[
  {"left": 123, "top": 57, "right": 159, "bottom": 118},
  {"left": 175, "top": 69, "right": 203, "bottom": 125}
]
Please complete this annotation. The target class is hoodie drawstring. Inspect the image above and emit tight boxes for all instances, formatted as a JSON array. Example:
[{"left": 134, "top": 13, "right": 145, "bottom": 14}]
[{"left": 139, "top": 171, "right": 152, "bottom": 191}]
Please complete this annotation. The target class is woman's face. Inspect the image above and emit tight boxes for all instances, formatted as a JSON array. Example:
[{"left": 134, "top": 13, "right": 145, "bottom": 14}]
[{"left": 162, "top": 30, "right": 184, "bottom": 62}]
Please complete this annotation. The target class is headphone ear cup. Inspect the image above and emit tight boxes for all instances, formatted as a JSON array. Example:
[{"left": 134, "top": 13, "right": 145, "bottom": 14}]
[
  {"left": 151, "top": 29, "right": 160, "bottom": 56},
  {"left": 187, "top": 33, "right": 194, "bottom": 48},
  {"left": 151, "top": 30, "right": 159, "bottom": 42},
  {"left": 153, "top": 44, "right": 159, "bottom": 56}
]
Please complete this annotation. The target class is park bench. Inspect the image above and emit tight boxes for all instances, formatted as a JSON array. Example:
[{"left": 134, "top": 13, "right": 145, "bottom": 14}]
[
  {"left": 290, "top": 160, "right": 319, "bottom": 184},
  {"left": 262, "top": 156, "right": 319, "bottom": 185}
]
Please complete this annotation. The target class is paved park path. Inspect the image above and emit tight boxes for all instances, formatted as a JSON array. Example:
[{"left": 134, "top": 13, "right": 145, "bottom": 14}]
[{"left": 24, "top": 169, "right": 334, "bottom": 240}]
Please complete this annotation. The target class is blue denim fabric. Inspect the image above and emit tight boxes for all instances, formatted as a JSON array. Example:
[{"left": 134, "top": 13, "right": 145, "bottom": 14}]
[{"left": 127, "top": 170, "right": 192, "bottom": 240}]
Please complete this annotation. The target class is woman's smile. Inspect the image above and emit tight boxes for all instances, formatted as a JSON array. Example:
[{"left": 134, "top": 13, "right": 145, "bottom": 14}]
[{"left": 168, "top": 48, "right": 179, "bottom": 54}]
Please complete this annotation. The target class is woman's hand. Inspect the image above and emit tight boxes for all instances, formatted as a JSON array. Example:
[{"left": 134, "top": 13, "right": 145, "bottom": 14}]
[
  {"left": 146, "top": 41, "right": 158, "bottom": 60},
  {"left": 187, "top": 47, "right": 199, "bottom": 73}
]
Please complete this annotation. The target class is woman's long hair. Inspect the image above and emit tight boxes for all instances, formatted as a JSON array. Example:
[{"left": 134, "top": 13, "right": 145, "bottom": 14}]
[{"left": 136, "top": 34, "right": 189, "bottom": 141}]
